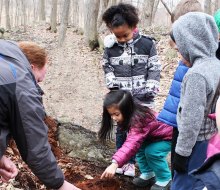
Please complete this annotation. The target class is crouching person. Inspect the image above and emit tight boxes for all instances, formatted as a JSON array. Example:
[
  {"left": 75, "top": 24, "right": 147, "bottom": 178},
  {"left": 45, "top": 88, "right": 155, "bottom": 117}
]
[{"left": 0, "top": 39, "right": 80, "bottom": 190}]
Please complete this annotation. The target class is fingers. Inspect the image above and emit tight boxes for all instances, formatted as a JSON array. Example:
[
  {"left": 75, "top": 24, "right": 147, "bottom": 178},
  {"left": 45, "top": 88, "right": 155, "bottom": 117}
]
[
  {"left": 9, "top": 161, "right": 18, "bottom": 178},
  {"left": 10, "top": 166, "right": 18, "bottom": 178},
  {"left": 100, "top": 171, "right": 105, "bottom": 179},
  {"left": 0, "top": 165, "right": 18, "bottom": 182},
  {"left": 0, "top": 168, "right": 14, "bottom": 181},
  {"left": 100, "top": 171, "right": 114, "bottom": 179}
]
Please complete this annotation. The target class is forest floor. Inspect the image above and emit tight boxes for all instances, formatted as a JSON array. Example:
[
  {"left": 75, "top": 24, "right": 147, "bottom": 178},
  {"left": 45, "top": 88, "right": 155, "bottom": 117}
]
[{"left": 0, "top": 24, "right": 178, "bottom": 190}]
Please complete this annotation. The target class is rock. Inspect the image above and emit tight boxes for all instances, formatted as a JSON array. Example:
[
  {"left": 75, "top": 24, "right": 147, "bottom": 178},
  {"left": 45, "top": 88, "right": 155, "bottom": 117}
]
[{"left": 58, "top": 122, "right": 114, "bottom": 165}]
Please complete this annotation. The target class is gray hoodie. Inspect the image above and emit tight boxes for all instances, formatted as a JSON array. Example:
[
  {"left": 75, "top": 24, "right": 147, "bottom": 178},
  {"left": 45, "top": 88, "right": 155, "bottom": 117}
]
[{"left": 172, "top": 12, "right": 220, "bottom": 157}]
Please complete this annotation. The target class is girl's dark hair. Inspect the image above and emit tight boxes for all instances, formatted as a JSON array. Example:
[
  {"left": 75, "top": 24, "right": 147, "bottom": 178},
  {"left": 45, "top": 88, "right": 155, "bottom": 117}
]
[
  {"left": 102, "top": 3, "right": 139, "bottom": 29},
  {"left": 98, "top": 90, "right": 155, "bottom": 141}
]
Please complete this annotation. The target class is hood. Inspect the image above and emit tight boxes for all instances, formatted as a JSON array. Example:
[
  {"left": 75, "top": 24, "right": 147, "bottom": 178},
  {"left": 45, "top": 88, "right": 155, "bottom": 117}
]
[
  {"left": 172, "top": 12, "right": 219, "bottom": 64},
  {"left": 0, "top": 39, "right": 31, "bottom": 71}
]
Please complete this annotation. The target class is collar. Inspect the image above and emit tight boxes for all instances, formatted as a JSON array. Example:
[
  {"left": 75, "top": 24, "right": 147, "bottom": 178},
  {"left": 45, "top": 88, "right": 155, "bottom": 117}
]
[{"left": 117, "top": 32, "right": 141, "bottom": 48}]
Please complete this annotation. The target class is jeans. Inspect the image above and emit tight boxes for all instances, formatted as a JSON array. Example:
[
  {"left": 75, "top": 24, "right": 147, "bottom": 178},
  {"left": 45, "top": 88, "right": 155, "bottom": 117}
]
[
  {"left": 116, "top": 126, "right": 135, "bottom": 164},
  {"left": 171, "top": 140, "right": 208, "bottom": 190}
]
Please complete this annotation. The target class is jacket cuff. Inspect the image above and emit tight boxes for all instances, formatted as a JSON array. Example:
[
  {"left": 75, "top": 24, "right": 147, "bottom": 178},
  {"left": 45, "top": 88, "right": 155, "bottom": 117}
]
[{"left": 54, "top": 179, "right": 65, "bottom": 189}]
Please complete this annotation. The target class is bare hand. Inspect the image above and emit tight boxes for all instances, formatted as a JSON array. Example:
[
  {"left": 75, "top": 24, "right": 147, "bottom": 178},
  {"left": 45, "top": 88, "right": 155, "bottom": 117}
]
[
  {"left": 101, "top": 163, "right": 118, "bottom": 179},
  {"left": 58, "top": 180, "right": 81, "bottom": 190},
  {"left": 0, "top": 155, "right": 18, "bottom": 182}
]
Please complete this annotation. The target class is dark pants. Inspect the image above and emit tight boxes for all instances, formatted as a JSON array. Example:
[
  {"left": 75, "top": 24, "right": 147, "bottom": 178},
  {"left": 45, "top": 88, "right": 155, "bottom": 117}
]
[
  {"left": 116, "top": 127, "right": 135, "bottom": 164},
  {"left": 171, "top": 140, "right": 208, "bottom": 190},
  {"left": 171, "top": 127, "right": 179, "bottom": 178},
  {"left": 193, "top": 170, "right": 220, "bottom": 190}
]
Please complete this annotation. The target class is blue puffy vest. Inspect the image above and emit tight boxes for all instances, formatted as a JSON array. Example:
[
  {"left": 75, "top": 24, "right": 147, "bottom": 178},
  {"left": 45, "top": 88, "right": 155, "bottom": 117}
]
[{"left": 157, "top": 61, "right": 189, "bottom": 128}]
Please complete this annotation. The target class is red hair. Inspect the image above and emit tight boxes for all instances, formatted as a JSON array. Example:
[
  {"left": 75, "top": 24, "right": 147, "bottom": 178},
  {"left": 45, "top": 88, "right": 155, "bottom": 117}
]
[{"left": 18, "top": 41, "right": 47, "bottom": 69}]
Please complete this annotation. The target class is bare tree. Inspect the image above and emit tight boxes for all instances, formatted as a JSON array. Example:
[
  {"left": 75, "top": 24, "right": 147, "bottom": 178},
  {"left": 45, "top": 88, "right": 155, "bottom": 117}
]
[
  {"left": 58, "top": 0, "right": 70, "bottom": 46},
  {"left": 204, "top": 0, "right": 212, "bottom": 15},
  {"left": 97, "top": 0, "right": 109, "bottom": 28},
  {"left": 84, "top": 0, "right": 100, "bottom": 50},
  {"left": 0, "top": 0, "right": 3, "bottom": 25},
  {"left": 141, "top": 0, "right": 159, "bottom": 27},
  {"left": 160, "top": 0, "right": 172, "bottom": 16},
  {"left": 152, "top": 0, "right": 160, "bottom": 24},
  {"left": 108, "top": 0, "right": 117, "bottom": 7},
  {"left": 5, "top": 0, "right": 11, "bottom": 30},
  {"left": 39, "top": 0, "right": 46, "bottom": 21},
  {"left": 72, "top": 0, "right": 79, "bottom": 28},
  {"left": 21, "top": 0, "right": 27, "bottom": 31},
  {"left": 215, "top": 0, "right": 220, "bottom": 12},
  {"left": 33, "top": 0, "right": 37, "bottom": 21},
  {"left": 50, "top": 0, "right": 58, "bottom": 32}
]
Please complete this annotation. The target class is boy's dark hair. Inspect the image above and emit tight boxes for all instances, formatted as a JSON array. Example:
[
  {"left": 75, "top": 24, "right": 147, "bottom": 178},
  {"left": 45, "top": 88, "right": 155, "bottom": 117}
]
[
  {"left": 102, "top": 3, "right": 139, "bottom": 29},
  {"left": 98, "top": 90, "right": 155, "bottom": 141},
  {"left": 171, "top": 0, "right": 203, "bottom": 23}
]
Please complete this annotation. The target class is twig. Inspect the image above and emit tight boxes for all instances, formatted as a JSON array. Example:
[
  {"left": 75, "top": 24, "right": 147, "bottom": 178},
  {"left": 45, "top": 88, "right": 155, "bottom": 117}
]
[{"left": 160, "top": 0, "right": 172, "bottom": 16}]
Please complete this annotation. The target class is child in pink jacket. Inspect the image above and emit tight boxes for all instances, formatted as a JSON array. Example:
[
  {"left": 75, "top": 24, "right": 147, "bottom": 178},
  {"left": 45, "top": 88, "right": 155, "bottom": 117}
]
[{"left": 99, "top": 90, "right": 172, "bottom": 190}]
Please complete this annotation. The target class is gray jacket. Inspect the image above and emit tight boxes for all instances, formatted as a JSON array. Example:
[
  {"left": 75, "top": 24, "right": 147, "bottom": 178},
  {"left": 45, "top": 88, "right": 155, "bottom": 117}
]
[
  {"left": 172, "top": 12, "right": 220, "bottom": 157},
  {"left": 0, "top": 40, "right": 64, "bottom": 188}
]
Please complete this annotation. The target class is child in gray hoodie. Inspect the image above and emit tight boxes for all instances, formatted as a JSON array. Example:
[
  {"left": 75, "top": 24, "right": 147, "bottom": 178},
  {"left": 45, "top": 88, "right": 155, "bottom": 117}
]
[{"left": 170, "top": 12, "right": 220, "bottom": 190}]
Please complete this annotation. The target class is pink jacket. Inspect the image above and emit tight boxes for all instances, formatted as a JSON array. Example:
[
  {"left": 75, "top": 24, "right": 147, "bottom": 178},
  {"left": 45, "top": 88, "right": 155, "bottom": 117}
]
[
  {"left": 112, "top": 116, "right": 173, "bottom": 167},
  {"left": 207, "top": 133, "right": 220, "bottom": 159}
]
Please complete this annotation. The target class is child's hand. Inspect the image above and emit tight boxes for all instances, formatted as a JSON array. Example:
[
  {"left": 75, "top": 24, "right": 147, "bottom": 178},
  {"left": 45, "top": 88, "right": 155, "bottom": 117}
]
[
  {"left": 100, "top": 163, "right": 118, "bottom": 179},
  {"left": 0, "top": 155, "right": 18, "bottom": 182}
]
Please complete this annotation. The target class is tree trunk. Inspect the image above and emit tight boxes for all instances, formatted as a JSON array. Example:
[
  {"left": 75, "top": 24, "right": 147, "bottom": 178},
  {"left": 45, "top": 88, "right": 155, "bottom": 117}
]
[
  {"left": 160, "top": 0, "right": 172, "bottom": 16},
  {"left": 141, "top": 0, "right": 155, "bottom": 27},
  {"left": 33, "top": 0, "right": 37, "bottom": 21},
  {"left": 214, "top": 0, "right": 220, "bottom": 13},
  {"left": 97, "top": 0, "right": 108, "bottom": 29},
  {"left": 72, "top": 0, "right": 78, "bottom": 27},
  {"left": 152, "top": 0, "right": 160, "bottom": 25},
  {"left": 84, "top": 0, "right": 100, "bottom": 50},
  {"left": 78, "top": 0, "right": 84, "bottom": 29},
  {"left": 39, "top": 0, "right": 46, "bottom": 21},
  {"left": 107, "top": 0, "right": 117, "bottom": 7},
  {"left": 204, "top": 0, "right": 212, "bottom": 15},
  {"left": 50, "top": 0, "right": 58, "bottom": 32},
  {"left": 0, "top": 0, "right": 3, "bottom": 25},
  {"left": 21, "top": 0, "right": 27, "bottom": 31},
  {"left": 15, "top": 0, "right": 19, "bottom": 26},
  {"left": 5, "top": 0, "right": 11, "bottom": 30},
  {"left": 58, "top": 0, "right": 71, "bottom": 46}
]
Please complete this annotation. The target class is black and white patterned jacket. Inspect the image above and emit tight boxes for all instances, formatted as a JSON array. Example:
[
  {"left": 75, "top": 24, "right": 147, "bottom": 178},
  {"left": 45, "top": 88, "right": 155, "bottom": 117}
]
[{"left": 101, "top": 33, "right": 161, "bottom": 106}]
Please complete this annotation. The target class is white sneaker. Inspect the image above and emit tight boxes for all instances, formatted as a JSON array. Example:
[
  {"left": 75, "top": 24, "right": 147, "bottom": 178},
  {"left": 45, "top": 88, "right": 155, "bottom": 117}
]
[
  {"left": 123, "top": 163, "right": 135, "bottom": 177},
  {"left": 116, "top": 167, "right": 123, "bottom": 174}
]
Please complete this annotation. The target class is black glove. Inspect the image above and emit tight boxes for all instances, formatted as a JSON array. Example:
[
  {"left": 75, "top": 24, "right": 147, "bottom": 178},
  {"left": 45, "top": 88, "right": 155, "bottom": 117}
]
[
  {"left": 173, "top": 153, "right": 189, "bottom": 173},
  {"left": 109, "top": 87, "right": 119, "bottom": 91}
]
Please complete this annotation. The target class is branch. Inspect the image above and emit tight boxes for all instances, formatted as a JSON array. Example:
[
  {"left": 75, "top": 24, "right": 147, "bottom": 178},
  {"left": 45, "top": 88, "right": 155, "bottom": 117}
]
[{"left": 160, "top": 0, "right": 172, "bottom": 16}]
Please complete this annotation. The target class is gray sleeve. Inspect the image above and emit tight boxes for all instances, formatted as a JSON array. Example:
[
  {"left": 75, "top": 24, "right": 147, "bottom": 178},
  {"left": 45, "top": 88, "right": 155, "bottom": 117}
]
[
  {"left": 146, "top": 43, "right": 161, "bottom": 97},
  {"left": 101, "top": 48, "right": 119, "bottom": 89},
  {"left": 175, "top": 73, "right": 207, "bottom": 156},
  {"left": 16, "top": 87, "right": 64, "bottom": 189}
]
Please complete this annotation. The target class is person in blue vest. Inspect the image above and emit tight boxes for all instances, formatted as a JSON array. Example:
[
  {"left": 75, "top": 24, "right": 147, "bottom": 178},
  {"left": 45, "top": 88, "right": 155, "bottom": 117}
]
[{"left": 157, "top": 0, "right": 203, "bottom": 178}]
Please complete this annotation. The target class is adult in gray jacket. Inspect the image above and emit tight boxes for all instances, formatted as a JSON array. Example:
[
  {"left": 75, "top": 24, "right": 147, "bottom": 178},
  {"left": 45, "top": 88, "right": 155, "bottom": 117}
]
[
  {"left": 170, "top": 12, "right": 220, "bottom": 190},
  {"left": 0, "top": 40, "right": 80, "bottom": 190}
]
